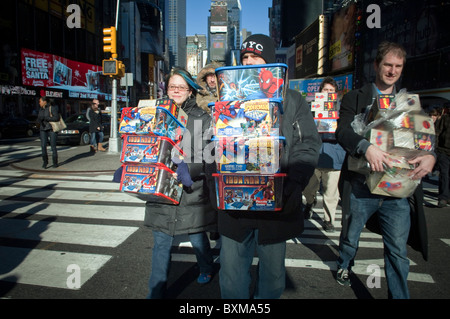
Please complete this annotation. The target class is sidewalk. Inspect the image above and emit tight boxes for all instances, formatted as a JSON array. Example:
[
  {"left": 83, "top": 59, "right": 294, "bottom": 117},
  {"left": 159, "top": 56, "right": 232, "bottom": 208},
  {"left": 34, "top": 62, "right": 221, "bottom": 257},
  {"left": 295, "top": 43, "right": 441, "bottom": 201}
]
[{"left": 10, "top": 141, "right": 122, "bottom": 175}]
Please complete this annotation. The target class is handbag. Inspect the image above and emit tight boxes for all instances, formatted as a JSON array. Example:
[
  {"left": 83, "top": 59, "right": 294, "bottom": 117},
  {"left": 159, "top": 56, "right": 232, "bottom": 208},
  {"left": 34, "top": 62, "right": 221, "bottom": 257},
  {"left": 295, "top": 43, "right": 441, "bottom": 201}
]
[{"left": 49, "top": 107, "right": 67, "bottom": 132}]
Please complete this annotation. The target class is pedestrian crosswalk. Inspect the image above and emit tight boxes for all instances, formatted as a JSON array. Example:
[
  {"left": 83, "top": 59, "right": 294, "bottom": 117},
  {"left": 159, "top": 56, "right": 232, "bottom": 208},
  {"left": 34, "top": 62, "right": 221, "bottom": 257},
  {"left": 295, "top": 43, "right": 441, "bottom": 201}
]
[
  {"left": 0, "top": 167, "right": 442, "bottom": 294},
  {"left": 0, "top": 169, "right": 143, "bottom": 290}
]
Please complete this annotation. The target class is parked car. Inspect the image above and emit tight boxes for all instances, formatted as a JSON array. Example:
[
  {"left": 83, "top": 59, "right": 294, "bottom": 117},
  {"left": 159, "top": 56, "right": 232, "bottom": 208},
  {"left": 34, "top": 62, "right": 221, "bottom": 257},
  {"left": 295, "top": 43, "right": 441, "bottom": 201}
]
[
  {"left": 56, "top": 113, "right": 111, "bottom": 145},
  {"left": 0, "top": 117, "right": 38, "bottom": 139}
]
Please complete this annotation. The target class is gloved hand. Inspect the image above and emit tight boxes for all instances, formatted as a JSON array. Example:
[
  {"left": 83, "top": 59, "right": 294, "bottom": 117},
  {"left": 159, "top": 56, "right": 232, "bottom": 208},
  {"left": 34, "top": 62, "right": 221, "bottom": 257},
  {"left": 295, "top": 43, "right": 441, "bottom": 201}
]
[
  {"left": 112, "top": 166, "right": 123, "bottom": 183},
  {"left": 283, "top": 181, "right": 303, "bottom": 214},
  {"left": 173, "top": 157, "right": 194, "bottom": 193}
]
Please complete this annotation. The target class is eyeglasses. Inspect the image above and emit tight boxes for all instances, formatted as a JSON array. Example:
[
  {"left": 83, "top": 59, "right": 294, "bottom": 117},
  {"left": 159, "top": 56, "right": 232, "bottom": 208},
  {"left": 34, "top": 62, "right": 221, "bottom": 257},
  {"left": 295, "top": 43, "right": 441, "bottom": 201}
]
[{"left": 168, "top": 85, "right": 189, "bottom": 92}]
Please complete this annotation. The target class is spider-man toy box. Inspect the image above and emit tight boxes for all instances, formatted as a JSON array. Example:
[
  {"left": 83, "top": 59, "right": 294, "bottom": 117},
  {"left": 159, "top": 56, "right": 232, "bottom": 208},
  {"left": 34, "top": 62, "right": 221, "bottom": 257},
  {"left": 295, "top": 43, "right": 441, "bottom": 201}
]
[
  {"left": 211, "top": 99, "right": 282, "bottom": 137},
  {"left": 215, "top": 64, "right": 287, "bottom": 101},
  {"left": 119, "top": 163, "right": 182, "bottom": 204},
  {"left": 213, "top": 136, "right": 285, "bottom": 174},
  {"left": 213, "top": 173, "right": 286, "bottom": 211},
  {"left": 120, "top": 135, "right": 184, "bottom": 171},
  {"left": 119, "top": 105, "right": 185, "bottom": 143}
]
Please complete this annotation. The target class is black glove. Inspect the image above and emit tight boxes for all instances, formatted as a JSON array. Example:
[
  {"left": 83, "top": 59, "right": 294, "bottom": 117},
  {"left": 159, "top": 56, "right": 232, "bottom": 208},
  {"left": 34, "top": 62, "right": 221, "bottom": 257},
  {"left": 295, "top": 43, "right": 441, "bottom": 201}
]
[{"left": 283, "top": 181, "right": 303, "bottom": 214}]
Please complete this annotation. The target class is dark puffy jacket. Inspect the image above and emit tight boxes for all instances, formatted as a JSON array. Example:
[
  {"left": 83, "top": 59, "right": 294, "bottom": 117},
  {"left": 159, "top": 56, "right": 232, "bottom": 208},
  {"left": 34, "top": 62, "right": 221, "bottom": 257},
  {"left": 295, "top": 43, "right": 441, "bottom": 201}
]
[
  {"left": 217, "top": 88, "right": 321, "bottom": 245},
  {"left": 144, "top": 97, "right": 217, "bottom": 236}
]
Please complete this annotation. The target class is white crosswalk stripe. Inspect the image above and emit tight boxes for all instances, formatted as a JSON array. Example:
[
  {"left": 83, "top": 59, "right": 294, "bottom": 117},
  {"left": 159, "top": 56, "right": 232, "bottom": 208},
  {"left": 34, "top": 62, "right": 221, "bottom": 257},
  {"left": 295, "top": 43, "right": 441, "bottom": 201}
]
[
  {"left": 0, "top": 168, "right": 445, "bottom": 291},
  {"left": 0, "top": 170, "right": 142, "bottom": 290}
]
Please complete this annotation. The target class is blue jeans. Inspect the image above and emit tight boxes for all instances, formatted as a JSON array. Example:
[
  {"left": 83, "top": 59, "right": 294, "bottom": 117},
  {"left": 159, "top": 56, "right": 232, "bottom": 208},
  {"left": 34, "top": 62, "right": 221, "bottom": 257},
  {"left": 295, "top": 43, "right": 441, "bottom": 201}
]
[
  {"left": 337, "top": 190, "right": 411, "bottom": 299},
  {"left": 40, "top": 130, "right": 58, "bottom": 164},
  {"left": 90, "top": 131, "right": 104, "bottom": 147},
  {"left": 147, "top": 230, "right": 213, "bottom": 299},
  {"left": 219, "top": 231, "right": 286, "bottom": 299}
]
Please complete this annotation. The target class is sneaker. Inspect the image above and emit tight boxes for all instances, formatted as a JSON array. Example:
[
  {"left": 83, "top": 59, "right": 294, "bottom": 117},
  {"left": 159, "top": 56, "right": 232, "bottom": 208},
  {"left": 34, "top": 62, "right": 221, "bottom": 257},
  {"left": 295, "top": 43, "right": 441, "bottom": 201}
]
[
  {"left": 323, "top": 221, "right": 335, "bottom": 233},
  {"left": 437, "top": 199, "right": 448, "bottom": 208},
  {"left": 336, "top": 268, "right": 351, "bottom": 286},
  {"left": 197, "top": 273, "right": 212, "bottom": 284}
]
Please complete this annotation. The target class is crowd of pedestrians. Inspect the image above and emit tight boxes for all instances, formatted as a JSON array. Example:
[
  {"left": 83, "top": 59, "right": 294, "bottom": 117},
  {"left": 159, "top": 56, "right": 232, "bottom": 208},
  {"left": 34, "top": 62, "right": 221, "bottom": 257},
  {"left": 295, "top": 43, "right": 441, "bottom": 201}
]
[{"left": 139, "top": 35, "right": 437, "bottom": 300}]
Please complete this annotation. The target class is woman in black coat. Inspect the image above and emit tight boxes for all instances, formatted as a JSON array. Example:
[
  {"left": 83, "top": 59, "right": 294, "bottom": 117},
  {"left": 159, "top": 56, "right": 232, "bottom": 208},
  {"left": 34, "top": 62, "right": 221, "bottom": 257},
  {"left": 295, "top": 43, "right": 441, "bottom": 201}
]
[
  {"left": 37, "top": 96, "right": 60, "bottom": 168},
  {"left": 144, "top": 68, "right": 216, "bottom": 299}
]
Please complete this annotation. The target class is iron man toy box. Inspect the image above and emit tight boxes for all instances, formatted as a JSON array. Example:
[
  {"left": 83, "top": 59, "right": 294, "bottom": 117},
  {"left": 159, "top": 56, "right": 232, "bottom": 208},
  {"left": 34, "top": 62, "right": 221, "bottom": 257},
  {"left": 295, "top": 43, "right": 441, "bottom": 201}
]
[
  {"left": 213, "top": 173, "right": 286, "bottom": 211},
  {"left": 119, "top": 164, "right": 182, "bottom": 204},
  {"left": 120, "top": 135, "right": 184, "bottom": 172}
]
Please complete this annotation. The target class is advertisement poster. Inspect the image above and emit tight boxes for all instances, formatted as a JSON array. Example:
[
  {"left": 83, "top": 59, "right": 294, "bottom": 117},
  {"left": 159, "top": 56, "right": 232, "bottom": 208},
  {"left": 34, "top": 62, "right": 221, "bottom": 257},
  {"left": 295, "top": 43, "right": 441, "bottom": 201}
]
[
  {"left": 21, "top": 48, "right": 105, "bottom": 99},
  {"left": 289, "top": 73, "right": 353, "bottom": 103}
]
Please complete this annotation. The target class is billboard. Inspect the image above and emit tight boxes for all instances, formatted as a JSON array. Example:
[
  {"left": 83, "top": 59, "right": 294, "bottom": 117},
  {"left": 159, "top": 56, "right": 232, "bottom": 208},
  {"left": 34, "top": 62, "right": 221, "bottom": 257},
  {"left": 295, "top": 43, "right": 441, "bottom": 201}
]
[
  {"left": 21, "top": 48, "right": 103, "bottom": 93},
  {"left": 210, "top": 34, "right": 227, "bottom": 62},
  {"left": 210, "top": 3, "right": 228, "bottom": 27},
  {"left": 328, "top": 3, "right": 357, "bottom": 72},
  {"left": 295, "top": 15, "right": 327, "bottom": 78}
]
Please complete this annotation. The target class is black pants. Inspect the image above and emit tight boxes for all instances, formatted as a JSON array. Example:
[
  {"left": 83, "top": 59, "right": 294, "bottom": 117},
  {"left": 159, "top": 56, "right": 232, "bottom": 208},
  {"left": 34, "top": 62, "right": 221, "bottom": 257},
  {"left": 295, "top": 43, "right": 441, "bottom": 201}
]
[
  {"left": 40, "top": 130, "right": 58, "bottom": 165},
  {"left": 437, "top": 151, "right": 450, "bottom": 201}
]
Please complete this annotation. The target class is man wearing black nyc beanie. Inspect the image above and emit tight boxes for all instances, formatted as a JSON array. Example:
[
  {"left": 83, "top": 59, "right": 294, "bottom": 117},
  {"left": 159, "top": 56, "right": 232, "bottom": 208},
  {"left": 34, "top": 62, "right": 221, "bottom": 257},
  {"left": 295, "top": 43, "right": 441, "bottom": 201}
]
[
  {"left": 218, "top": 34, "right": 321, "bottom": 299},
  {"left": 240, "top": 34, "right": 276, "bottom": 64}
]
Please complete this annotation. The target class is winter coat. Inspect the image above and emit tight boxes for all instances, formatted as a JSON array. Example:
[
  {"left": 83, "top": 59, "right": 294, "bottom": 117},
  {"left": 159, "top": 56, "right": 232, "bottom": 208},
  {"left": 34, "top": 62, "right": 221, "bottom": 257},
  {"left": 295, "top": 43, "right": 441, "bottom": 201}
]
[
  {"left": 144, "top": 97, "right": 217, "bottom": 236},
  {"left": 87, "top": 108, "right": 103, "bottom": 133},
  {"left": 196, "top": 62, "right": 223, "bottom": 113},
  {"left": 37, "top": 104, "right": 60, "bottom": 132},
  {"left": 335, "top": 83, "right": 429, "bottom": 260},
  {"left": 434, "top": 114, "right": 450, "bottom": 157},
  {"left": 217, "top": 88, "right": 321, "bottom": 245}
]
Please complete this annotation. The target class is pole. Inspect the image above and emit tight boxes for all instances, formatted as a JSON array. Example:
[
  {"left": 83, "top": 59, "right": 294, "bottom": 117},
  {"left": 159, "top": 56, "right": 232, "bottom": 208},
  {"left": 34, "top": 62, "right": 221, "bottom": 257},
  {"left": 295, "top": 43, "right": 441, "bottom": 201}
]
[{"left": 108, "top": 0, "right": 121, "bottom": 154}]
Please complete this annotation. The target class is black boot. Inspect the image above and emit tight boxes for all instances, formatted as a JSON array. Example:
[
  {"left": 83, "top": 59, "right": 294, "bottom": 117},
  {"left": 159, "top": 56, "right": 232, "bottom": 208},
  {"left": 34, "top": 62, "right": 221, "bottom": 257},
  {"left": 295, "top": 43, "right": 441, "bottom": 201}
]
[
  {"left": 42, "top": 162, "right": 48, "bottom": 169},
  {"left": 52, "top": 156, "right": 58, "bottom": 168}
]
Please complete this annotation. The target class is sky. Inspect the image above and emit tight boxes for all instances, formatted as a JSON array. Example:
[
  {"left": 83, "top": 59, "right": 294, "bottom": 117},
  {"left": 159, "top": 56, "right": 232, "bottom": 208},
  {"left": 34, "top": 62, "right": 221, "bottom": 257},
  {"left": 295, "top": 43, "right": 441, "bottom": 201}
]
[{"left": 186, "top": 0, "right": 272, "bottom": 37}]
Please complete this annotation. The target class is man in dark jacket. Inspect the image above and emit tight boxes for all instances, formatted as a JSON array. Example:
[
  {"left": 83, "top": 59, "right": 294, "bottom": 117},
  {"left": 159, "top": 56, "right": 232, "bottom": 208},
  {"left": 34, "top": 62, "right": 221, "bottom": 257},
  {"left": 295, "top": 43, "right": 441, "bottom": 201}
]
[
  {"left": 218, "top": 34, "right": 321, "bottom": 299},
  {"left": 335, "top": 41, "right": 435, "bottom": 298}
]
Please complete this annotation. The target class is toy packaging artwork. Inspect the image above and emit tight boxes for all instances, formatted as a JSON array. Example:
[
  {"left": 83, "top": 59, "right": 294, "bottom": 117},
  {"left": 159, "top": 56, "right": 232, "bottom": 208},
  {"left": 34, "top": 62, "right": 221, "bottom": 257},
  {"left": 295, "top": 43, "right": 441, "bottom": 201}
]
[
  {"left": 118, "top": 105, "right": 185, "bottom": 143},
  {"left": 213, "top": 173, "right": 286, "bottom": 211},
  {"left": 215, "top": 64, "right": 288, "bottom": 101},
  {"left": 214, "top": 136, "right": 285, "bottom": 174},
  {"left": 119, "top": 164, "right": 182, "bottom": 204},
  {"left": 366, "top": 153, "right": 420, "bottom": 198},
  {"left": 137, "top": 99, "right": 179, "bottom": 118},
  {"left": 311, "top": 92, "right": 339, "bottom": 135},
  {"left": 351, "top": 89, "right": 435, "bottom": 197},
  {"left": 120, "top": 135, "right": 184, "bottom": 172},
  {"left": 211, "top": 99, "right": 282, "bottom": 137}
]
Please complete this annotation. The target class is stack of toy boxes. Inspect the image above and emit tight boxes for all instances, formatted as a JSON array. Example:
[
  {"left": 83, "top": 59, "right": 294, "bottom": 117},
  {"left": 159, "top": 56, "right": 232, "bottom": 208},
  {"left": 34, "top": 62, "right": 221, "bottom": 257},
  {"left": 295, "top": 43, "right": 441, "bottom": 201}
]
[
  {"left": 311, "top": 92, "right": 339, "bottom": 137},
  {"left": 212, "top": 64, "right": 288, "bottom": 211},
  {"left": 117, "top": 99, "right": 187, "bottom": 204},
  {"left": 361, "top": 91, "right": 435, "bottom": 197}
]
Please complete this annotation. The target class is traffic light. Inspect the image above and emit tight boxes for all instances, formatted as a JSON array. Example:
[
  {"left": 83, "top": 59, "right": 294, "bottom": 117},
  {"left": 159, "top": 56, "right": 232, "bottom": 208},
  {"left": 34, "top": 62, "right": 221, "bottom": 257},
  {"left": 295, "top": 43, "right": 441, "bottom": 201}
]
[
  {"left": 102, "top": 59, "right": 125, "bottom": 78},
  {"left": 103, "top": 26, "right": 117, "bottom": 58},
  {"left": 102, "top": 59, "right": 118, "bottom": 76}
]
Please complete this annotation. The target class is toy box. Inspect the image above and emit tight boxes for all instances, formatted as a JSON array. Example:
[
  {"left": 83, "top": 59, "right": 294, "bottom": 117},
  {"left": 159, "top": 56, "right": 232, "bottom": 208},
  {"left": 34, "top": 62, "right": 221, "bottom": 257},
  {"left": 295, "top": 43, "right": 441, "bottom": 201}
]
[
  {"left": 211, "top": 99, "right": 282, "bottom": 137},
  {"left": 119, "top": 164, "right": 182, "bottom": 204},
  {"left": 214, "top": 136, "right": 285, "bottom": 174},
  {"left": 120, "top": 135, "right": 184, "bottom": 171},
  {"left": 215, "top": 64, "right": 288, "bottom": 101},
  {"left": 137, "top": 99, "right": 179, "bottom": 118},
  {"left": 314, "top": 118, "right": 337, "bottom": 133},
  {"left": 119, "top": 106, "right": 185, "bottom": 143},
  {"left": 366, "top": 154, "right": 419, "bottom": 198},
  {"left": 213, "top": 173, "right": 286, "bottom": 211},
  {"left": 315, "top": 92, "right": 337, "bottom": 102}
]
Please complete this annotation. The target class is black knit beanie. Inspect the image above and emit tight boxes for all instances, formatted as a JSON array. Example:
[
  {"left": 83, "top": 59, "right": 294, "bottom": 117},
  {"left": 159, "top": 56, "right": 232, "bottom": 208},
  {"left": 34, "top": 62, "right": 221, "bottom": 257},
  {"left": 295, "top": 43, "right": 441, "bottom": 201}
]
[{"left": 240, "top": 34, "right": 276, "bottom": 64}]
